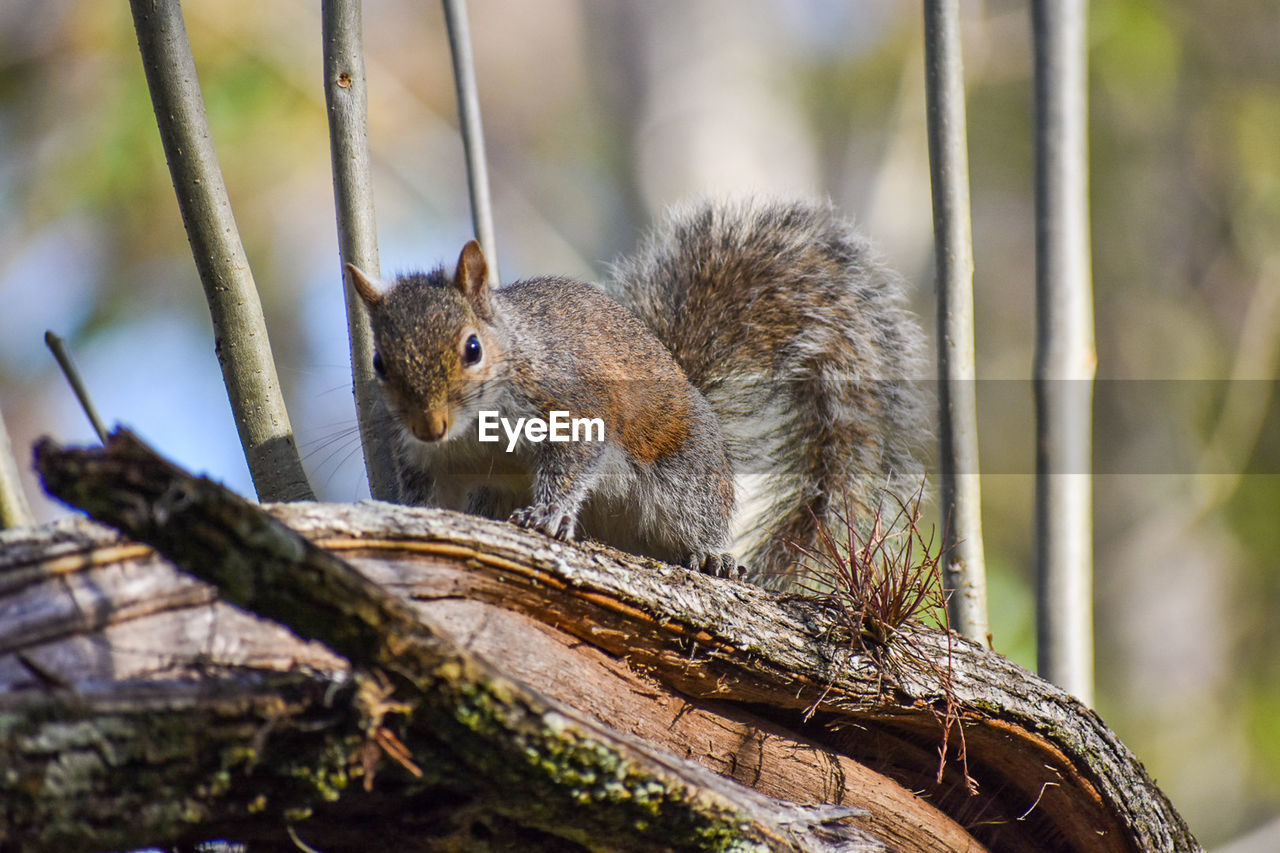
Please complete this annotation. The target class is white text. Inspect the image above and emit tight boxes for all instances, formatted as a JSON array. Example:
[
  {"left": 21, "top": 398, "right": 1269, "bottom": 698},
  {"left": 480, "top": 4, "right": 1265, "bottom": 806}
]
[{"left": 477, "top": 410, "right": 605, "bottom": 452}]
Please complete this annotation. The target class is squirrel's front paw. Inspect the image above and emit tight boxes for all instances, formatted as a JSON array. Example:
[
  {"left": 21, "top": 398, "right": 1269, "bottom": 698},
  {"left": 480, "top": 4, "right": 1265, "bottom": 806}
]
[
  {"left": 688, "top": 552, "right": 744, "bottom": 581},
  {"left": 509, "top": 503, "right": 576, "bottom": 540}
]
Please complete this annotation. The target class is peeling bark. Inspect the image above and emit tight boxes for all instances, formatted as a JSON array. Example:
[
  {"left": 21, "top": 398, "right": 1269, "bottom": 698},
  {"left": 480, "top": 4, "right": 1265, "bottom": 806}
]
[{"left": 0, "top": 431, "right": 1198, "bottom": 852}]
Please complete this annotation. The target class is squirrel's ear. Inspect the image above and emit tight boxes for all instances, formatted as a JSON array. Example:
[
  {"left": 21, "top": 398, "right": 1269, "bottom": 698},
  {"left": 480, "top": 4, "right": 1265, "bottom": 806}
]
[
  {"left": 346, "top": 263, "right": 384, "bottom": 307},
  {"left": 454, "top": 240, "right": 493, "bottom": 319}
]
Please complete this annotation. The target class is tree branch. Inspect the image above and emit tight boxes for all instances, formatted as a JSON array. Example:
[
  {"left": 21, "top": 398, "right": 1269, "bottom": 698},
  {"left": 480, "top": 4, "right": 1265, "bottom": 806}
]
[
  {"left": 0, "top": 407, "right": 32, "bottom": 529},
  {"left": 128, "top": 0, "right": 314, "bottom": 502},
  {"left": 442, "top": 0, "right": 501, "bottom": 281},
  {"left": 43, "top": 331, "right": 108, "bottom": 445},
  {"left": 1031, "top": 0, "right": 1097, "bottom": 704},
  {"left": 922, "top": 0, "right": 990, "bottom": 644},
  {"left": 322, "top": 0, "right": 399, "bottom": 501}
]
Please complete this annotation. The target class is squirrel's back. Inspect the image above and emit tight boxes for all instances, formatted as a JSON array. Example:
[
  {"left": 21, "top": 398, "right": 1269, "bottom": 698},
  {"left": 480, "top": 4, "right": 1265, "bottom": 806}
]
[{"left": 609, "top": 197, "right": 929, "bottom": 586}]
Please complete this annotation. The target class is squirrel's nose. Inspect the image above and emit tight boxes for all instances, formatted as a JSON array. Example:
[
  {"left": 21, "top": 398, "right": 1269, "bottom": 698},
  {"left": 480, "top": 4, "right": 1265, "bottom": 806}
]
[{"left": 411, "top": 410, "right": 450, "bottom": 442}]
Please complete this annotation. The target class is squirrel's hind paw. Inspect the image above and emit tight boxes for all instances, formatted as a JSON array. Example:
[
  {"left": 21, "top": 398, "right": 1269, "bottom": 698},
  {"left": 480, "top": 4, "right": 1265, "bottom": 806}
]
[
  {"left": 688, "top": 552, "right": 744, "bottom": 581},
  {"left": 509, "top": 503, "right": 576, "bottom": 541}
]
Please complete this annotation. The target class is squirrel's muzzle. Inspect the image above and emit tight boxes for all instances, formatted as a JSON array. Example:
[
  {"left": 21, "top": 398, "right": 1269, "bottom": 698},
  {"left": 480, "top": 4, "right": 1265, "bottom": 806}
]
[{"left": 407, "top": 409, "right": 450, "bottom": 442}]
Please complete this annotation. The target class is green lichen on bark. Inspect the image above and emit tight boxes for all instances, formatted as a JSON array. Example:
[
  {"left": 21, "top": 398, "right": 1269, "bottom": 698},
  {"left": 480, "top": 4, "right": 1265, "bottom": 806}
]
[
  {"left": 0, "top": 676, "right": 372, "bottom": 851},
  {"left": 398, "top": 661, "right": 771, "bottom": 852},
  {"left": 25, "top": 433, "right": 1200, "bottom": 851}
]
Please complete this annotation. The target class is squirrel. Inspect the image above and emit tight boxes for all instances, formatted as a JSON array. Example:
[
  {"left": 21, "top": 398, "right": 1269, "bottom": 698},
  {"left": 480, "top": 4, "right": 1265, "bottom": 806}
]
[{"left": 347, "top": 197, "right": 928, "bottom": 588}]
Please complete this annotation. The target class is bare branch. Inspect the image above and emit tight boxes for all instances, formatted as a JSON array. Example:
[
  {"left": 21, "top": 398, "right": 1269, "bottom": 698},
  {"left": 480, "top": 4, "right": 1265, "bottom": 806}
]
[
  {"left": 442, "top": 0, "right": 501, "bottom": 282},
  {"left": 128, "top": 0, "right": 314, "bottom": 502},
  {"left": 1032, "top": 0, "right": 1096, "bottom": 704},
  {"left": 922, "top": 0, "right": 990, "bottom": 644},
  {"left": 322, "top": 0, "right": 399, "bottom": 500},
  {"left": 0, "top": 408, "right": 33, "bottom": 529},
  {"left": 43, "top": 331, "right": 108, "bottom": 444}
]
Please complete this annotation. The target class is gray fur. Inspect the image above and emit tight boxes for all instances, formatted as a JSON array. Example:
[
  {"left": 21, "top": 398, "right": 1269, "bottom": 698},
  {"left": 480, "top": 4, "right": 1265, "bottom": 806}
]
[
  {"left": 368, "top": 197, "right": 928, "bottom": 589},
  {"left": 365, "top": 268, "right": 736, "bottom": 573},
  {"left": 609, "top": 197, "right": 930, "bottom": 587}
]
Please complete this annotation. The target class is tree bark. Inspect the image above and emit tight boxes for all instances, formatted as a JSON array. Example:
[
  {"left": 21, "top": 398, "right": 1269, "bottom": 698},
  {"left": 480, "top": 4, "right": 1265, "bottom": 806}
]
[{"left": 0, "top": 431, "right": 1198, "bottom": 852}]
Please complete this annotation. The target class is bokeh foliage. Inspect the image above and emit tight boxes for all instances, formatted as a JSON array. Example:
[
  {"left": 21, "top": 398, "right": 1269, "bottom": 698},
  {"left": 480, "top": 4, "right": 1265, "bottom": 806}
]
[{"left": 0, "top": 0, "right": 1276, "bottom": 843}]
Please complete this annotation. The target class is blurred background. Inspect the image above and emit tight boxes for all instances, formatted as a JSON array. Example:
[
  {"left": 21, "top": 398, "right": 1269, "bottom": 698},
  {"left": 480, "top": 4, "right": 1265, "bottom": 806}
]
[{"left": 1, "top": 0, "right": 1277, "bottom": 845}]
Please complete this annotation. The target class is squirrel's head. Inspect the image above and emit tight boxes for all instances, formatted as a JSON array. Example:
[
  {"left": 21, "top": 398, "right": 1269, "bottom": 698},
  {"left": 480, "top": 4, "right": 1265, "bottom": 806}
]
[{"left": 347, "top": 241, "right": 503, "bottom": 443}]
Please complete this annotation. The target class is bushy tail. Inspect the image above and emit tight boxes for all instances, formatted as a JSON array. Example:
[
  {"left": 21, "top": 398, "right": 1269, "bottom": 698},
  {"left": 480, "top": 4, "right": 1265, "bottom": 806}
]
[{"left": 610, "top": 197, "right": 929, "bottom": 588}]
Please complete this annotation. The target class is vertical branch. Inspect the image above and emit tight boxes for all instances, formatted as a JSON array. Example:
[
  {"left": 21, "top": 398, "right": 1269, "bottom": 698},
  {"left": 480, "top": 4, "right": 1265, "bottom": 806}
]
[
  {"left": 1032, "top": 0, "right": 1096, "bottom": 703},
  {"left": 128, "top": 0, "right": 314, "bottom": 502},
  {"left": 0, "top": 408, "right": 33, "bottom": 529},
  {"left": 922, "top": 0, "right": 990, "bottom": 643},
  {"left": 442, "top": 0, "right": 501, "bottom": 283},
  {"left": 322, "top": 0, "right": 399, "bottom": 501}
]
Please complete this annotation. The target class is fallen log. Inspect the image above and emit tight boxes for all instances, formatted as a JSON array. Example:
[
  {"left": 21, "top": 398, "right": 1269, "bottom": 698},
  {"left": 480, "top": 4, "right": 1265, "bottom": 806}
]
[{"left": 0, "top": 430, "right": 1198, "bottom": 851}]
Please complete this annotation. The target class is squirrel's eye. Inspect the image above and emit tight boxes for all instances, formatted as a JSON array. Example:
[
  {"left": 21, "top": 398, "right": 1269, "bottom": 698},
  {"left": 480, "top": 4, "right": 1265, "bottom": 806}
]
[
  {"left": 372, "top": 351, "right": 386, "bottom": 378},
  {"left": 462, "top": 334, "right": 482, "bottom": 366}
]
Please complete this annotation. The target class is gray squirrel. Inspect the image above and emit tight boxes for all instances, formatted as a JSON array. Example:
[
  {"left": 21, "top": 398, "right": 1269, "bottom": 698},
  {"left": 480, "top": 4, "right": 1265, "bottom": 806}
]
[{"left": 348, "top": 197, "right": 928, "bottom": 588}]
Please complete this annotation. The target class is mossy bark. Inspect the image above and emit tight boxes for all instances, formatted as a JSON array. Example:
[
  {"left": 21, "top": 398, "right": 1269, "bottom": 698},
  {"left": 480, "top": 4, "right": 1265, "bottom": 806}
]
[{"left": 0, "top": 430, "right": 1199, "bottom": 852}]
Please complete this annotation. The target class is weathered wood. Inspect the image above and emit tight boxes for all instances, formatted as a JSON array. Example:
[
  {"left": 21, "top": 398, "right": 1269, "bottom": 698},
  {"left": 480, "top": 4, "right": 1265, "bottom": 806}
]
[
  {"left": 20, "top": 432, "right": 884, "bottom": 852},
  {"left": 0, "top": 431, "right": 1199, "bottom": 852},
  {"left": 277, "top": 504, "right": 1198, "bottom": 853}
]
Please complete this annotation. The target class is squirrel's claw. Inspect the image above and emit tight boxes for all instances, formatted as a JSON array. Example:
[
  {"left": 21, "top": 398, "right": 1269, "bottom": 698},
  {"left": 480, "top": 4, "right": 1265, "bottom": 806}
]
[
  {"left": 509, "top": 503, "right": 576, "bottom": 541},
  {"left": 689, "top": 552, "right": 744, "bottom": 581}
]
